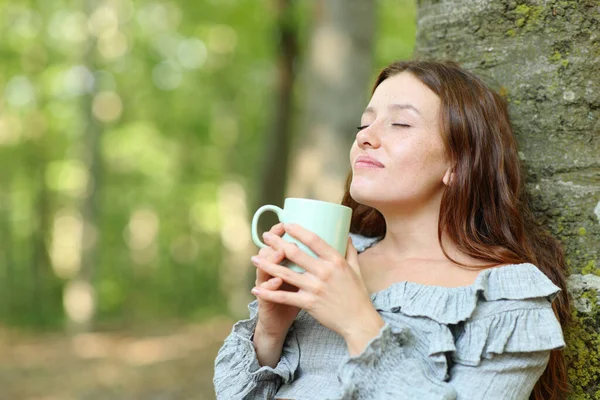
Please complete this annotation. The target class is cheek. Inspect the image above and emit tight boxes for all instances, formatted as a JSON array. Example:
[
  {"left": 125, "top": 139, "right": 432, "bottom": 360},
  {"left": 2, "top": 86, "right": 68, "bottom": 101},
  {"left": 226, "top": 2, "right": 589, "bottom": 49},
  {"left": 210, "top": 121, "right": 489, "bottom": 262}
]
[
  {"left": 349, "top": 141, "right": 359, "bottom": 159},
  {"left": 388, "top": 138, "right": 446, "bottom": 178}
]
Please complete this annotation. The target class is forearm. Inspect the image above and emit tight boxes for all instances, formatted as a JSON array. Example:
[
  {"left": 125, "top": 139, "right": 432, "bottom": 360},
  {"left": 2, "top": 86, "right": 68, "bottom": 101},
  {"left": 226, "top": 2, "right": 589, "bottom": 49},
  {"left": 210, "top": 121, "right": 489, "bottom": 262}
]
[{"left": 253, "top": 324, "right": 286, "bottom": 368}]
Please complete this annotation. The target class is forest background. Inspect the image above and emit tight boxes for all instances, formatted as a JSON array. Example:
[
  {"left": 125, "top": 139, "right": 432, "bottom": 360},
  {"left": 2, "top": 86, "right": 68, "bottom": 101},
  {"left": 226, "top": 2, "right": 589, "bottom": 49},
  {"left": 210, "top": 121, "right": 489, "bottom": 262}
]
[{"left": 0, "top": 0, "right": 598, "bottom": 399}]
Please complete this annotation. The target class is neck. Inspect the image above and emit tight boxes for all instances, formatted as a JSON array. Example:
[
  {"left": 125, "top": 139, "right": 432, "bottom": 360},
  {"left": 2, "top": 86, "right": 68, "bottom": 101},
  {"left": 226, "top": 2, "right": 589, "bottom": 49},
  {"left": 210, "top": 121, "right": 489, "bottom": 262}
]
[{"left": 371, "top": 190, "right": 465, "bottom": 264}]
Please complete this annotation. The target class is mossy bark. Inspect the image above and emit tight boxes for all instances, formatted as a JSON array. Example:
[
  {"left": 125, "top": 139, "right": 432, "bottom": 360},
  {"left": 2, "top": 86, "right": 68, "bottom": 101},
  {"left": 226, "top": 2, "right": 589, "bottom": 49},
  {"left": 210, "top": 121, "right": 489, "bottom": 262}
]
[{"left": 413, "top": 1, "right": 600, "bottom": 398}]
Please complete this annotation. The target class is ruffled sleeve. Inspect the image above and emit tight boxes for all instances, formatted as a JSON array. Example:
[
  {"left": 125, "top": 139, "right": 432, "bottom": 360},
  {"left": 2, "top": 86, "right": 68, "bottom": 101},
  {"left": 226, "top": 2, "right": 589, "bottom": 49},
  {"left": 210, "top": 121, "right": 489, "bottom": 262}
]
[
  {"left": 453, "top": 299, "right": 565, "bottom": 366},
  {"left": 337, "top": 322, "right": 458, "bottom": 399},
  {"left": 333, "top": 251, "right": 565, "bottom": 400},
  {"left": 213, "top": 300, "right": 300, "bottom": 400}
]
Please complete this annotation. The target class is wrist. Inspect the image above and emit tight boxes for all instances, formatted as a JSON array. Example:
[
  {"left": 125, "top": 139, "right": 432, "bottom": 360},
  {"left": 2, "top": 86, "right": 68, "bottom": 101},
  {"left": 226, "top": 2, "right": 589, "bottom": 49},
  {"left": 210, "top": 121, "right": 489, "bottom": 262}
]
[
  {"left": 253, "top": 323, "right": 287, "bottom": 368},
  {"left": 254, "top": 323, "right": 287, "bottom": 347},
  {"left": 342, "top": 312, "right": 385, "bottom": 357}
]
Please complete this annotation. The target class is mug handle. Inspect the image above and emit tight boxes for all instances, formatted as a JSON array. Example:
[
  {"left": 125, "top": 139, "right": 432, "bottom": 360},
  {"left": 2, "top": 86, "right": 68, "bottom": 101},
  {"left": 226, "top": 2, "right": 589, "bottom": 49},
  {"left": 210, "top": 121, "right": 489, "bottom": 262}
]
[{"left": 251, "top": 205, "right": 284, "bottom": 248}]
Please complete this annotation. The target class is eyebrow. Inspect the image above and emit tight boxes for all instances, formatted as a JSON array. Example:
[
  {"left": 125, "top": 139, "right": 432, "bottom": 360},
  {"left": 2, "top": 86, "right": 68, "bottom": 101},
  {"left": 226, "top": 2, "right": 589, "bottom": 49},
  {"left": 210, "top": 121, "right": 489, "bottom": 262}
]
[{"left": 363, "top": 103, "right": 421, "bottom": 116}]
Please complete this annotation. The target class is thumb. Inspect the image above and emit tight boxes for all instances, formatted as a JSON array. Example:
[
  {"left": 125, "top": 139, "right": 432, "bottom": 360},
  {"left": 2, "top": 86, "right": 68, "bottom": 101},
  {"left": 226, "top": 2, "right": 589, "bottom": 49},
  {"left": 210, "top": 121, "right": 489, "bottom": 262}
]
[{"left": 345, "top": 237, "right": 361, "bottom": 276}]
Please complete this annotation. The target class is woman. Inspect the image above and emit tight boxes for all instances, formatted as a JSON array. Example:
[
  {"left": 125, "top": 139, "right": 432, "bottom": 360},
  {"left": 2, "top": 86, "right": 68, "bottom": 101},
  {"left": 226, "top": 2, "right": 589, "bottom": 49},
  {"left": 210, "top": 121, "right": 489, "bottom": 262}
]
[{"left": 213, "top": 60, "right": 570, "bottom": 400}]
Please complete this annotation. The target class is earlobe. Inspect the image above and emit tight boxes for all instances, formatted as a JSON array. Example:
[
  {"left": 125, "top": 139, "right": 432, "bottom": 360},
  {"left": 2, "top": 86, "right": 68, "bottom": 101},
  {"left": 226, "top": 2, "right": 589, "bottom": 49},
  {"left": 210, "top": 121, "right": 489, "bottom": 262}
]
[{"left": 443, "top": 168, "right": 455, "bottom": 186}]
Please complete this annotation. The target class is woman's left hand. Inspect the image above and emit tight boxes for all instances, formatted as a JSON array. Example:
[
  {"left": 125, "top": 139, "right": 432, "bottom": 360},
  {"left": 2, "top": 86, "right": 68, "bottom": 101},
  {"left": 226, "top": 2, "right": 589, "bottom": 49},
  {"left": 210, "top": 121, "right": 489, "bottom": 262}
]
[{"left": 250, "top": 223, "right": 384, "bottom": 349}]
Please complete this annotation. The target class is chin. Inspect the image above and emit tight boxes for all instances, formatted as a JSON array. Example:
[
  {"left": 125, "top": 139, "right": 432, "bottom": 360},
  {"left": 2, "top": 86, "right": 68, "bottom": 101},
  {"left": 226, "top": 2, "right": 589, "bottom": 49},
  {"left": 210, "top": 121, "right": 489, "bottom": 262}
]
[{"left": 349, "top": 185, "right": 380, "bottom": 207}]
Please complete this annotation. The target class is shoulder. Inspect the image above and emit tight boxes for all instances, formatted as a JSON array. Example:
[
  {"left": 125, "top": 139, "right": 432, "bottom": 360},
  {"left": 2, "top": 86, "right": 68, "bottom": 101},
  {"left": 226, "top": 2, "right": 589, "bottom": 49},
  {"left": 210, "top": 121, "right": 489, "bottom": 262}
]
[{"left": 370, "top": 262, "right": 561, "bottom": 321}]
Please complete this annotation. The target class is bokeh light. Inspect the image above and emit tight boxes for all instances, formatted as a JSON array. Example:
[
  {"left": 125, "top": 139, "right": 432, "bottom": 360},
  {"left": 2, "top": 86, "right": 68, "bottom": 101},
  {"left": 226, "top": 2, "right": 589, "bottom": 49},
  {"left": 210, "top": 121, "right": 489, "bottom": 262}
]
[
  {"left": 92, "top": 91, "right": 123, "bottom": 122},
  {"left": 50, "top": 209, "right": 83, "bottom": 279},
  {"left": 152, "top": 60, "right": 182, "bottom": 90},
  {"left": 4, "top": 76, "right": 36, "bottom": 107},
  {"left": 177, "top": 38, "right": 207, "bottom": 69}
]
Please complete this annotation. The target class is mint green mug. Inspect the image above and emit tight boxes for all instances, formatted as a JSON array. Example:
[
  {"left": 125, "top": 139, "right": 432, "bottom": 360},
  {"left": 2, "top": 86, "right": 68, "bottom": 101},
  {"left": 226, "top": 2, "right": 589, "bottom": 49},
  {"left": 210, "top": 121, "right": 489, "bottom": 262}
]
[{"left": 251, "top": 198, "right": 353, "bottom": 273}]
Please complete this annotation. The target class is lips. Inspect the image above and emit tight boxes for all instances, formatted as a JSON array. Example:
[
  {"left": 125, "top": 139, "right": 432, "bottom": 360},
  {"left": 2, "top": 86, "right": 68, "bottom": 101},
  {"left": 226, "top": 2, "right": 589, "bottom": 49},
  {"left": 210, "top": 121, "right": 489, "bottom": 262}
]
[{"left": 354, "top": 155, "right": 384, "bottom": 168}]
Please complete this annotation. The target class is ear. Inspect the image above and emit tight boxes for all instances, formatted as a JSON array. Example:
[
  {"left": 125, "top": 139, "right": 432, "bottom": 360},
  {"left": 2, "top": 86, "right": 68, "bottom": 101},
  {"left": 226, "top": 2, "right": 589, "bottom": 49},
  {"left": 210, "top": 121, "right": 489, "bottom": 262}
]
[{"left": 442, "top": 167, "right": 455, "bottom": 186}]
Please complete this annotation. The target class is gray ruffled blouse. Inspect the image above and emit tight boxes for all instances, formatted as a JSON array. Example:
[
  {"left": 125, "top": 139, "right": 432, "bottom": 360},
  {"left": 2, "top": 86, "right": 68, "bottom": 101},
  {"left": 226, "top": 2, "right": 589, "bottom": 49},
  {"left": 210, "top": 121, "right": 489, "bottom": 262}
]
[{"left": 213, "top": 233, "right": 566, "bottom": 399}]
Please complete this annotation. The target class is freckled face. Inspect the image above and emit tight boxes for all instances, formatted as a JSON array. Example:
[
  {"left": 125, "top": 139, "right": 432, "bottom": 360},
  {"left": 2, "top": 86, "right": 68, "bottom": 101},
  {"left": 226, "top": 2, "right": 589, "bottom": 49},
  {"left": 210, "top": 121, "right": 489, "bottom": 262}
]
[{"left": 349, "top": 72, "right": 451, "bottom": 210}]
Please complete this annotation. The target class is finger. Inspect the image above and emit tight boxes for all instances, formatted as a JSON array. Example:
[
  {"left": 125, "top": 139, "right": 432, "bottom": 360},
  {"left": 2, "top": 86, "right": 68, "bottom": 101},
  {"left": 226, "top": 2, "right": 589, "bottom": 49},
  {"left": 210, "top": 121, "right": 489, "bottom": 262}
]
[
  {"left": 267, "top": 248, "right": 285, "bottom": 264},
  {"left": 345, "top": 237, "right": 361, "bottom": 276},
  {"left": 283, "top": 223, "right": 339, "bottom": 262},
  {"left": 263, "top": 232, "right": 321, "bottom": 276},
  {"left": 251, "top": 256, "right": 311, "bottom": 290},
  {"left": 269, "top": 222, "right": 285, "bottom": 237},
  {"left": 261, "top": 277, "right": 283, "bottom": 290},
  {"left": 255, "top": 267, "right": 273, "bottom": 286},
  {"left": 251, "top": 286, "right": 309, "bottom": 309},
  {"left": 256, "top": 247, "right": 285, "bottom": 265}
]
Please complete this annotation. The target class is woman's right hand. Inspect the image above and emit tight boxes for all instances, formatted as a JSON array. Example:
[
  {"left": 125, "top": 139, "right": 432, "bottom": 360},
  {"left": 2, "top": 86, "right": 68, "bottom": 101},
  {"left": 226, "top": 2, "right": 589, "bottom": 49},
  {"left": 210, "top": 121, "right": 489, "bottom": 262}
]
[{"left": 253, "top": 223, "right": 301, "bottom": 342}]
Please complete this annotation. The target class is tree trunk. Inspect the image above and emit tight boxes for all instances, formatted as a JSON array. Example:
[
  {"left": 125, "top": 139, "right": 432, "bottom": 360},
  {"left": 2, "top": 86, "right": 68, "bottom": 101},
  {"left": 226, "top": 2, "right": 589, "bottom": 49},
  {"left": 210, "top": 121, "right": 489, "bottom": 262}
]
[
  {"left": 254, "top": 0, "right": 299, "bottom": 234},
  {"left": 29, "top": 138, "right": 51, "bottom": 327},
  {"left": 222, "top": 0, "right": 300, "bottom": 318},
  {"left": 65, "top": 0, "right": 103, "bottom": 334},
  {"left": 414, "top": 1, "right": 600, "bottom": 397},
  {"left": 287, "top": 0, "right": 376, "bottom": 203}
]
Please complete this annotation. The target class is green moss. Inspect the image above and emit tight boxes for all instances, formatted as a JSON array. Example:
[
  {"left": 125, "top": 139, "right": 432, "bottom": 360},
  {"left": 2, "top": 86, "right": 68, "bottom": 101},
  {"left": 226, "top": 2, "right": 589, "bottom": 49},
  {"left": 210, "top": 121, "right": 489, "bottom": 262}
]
[
  {"left": 581, "top": 259, "right": 599, "bottom": 276},
  {"left": 562, "top": 59, "right": 570, "bottom": 68},
  {"left": 512, "top": 4, "right": 545, "bottom": 32},
  {"left": 505, "top": 28, "right": 516, "bottom": 37},
  {"left": 565, "top": 289, "right": 600, "bottom": 399},
  {"left": 579, "top": 227, "right": 587, "bottom": 236},
  {"left": 515, "top": 4, "right": 531, "bottom": 15},
  {"left": 551, "top": 50, "right": 563, "bottom": 62}
]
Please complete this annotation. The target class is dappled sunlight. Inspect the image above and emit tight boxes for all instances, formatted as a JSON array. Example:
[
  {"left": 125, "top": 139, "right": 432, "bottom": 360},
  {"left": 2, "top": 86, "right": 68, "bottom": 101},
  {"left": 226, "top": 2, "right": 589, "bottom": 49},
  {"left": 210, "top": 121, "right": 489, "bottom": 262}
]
[
  {"left": 92, "top": 91, "right": 123, "bottom": 122},
  {"left": 0, "top": 0, "right": 424, "bottom": 396},
  {"left": 98, "top": 30, "right": 129, "bottom": 60},
  {"left": 288, "top": 124, "right": 347, "bottom": 202},
  {"left": 61, "top": 66, "right": 94, "bottom": 97},
  {"left": 47, "top": 11, "right": 88, "bottom": 46},
  {"left": 312, "top": 25, "right": 350, "bottom": 86},
  {"left": 217, "top": 180, "right": 250, "bottom": 253},
  {"left": 177, "top": 38, "right": 208, "bottom": 69},
  {"left": 102, "top": 121, "right": 177, "bottom": 180},
  {"left": 190, "top": 200, "right": 220, "bottom": 234},
  {"left": 136, "top": 2, "right": 181, "bottom": 35},
  {"left": 208, "top": 24, "right": 237, "bottom": 54},
  {"left": 4, "top": 76, "right": 36, "bottom": 107},
  {"left": 63, "top": 280, "right": 96, "bottom": 324},
  {"left": 50, "top": 209, "right": 83, "bottom": 279},
  {"left": 0, "top": 114, "right": 23, "bottom": 145},
  {"left": 125, "top": 208, "right": 159, "bottom": 266},
  {"left": 45, "top": 160, "right": 89, "bottom": 197},
  {"left": 88, "top": 4, "right": 119, "bottom": 39}
]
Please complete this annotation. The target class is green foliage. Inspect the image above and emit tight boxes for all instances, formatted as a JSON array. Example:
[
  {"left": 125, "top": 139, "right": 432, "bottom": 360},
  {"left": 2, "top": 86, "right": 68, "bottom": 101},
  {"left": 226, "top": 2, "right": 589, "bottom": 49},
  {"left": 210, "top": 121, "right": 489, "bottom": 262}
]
[{"left": 0, "top": 0, "right": 417, "bottom": 330}]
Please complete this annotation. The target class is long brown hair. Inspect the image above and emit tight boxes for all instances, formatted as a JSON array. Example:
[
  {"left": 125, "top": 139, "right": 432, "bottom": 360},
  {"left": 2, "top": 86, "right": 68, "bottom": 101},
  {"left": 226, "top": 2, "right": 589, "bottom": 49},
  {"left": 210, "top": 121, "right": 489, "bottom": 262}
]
[{"left": 341, "top": 60, "right": 571, "bottom": 400}]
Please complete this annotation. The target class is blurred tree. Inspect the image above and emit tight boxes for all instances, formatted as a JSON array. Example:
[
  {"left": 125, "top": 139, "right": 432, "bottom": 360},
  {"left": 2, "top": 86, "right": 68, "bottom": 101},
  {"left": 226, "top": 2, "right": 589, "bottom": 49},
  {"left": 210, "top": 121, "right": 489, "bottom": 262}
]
[
  {"left": 0, "top": 0, "right": 419, "bottom": 332},
  {"left": 64, "top": 0, "right": 104, "bottom": 334},
  {"left": 287, "top": 0, "right": 376, "bottom": 202},
  {"left": 254, "top": 0, "right": 299, "bottom": 237},
  {"left": 413, "top": 0, "right": 600, "bottom": 398}
]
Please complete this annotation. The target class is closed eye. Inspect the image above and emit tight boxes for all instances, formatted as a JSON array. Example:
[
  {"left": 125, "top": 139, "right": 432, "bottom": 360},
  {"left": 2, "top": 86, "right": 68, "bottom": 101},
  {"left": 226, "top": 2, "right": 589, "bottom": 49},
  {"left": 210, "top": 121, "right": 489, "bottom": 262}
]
[
  {"left": 392, "top": 123, "right": 411, "bottom": 128},
  {"left": 356, "top": 125, "right": 369, "bottom": 131}
]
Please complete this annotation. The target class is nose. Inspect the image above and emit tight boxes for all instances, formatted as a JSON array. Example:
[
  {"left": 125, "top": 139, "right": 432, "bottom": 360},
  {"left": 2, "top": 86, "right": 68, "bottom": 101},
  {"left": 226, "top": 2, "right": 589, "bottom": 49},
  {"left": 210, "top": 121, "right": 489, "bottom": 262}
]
[{"left": 356, "top": 125, "right": 380, "bottom": 149}]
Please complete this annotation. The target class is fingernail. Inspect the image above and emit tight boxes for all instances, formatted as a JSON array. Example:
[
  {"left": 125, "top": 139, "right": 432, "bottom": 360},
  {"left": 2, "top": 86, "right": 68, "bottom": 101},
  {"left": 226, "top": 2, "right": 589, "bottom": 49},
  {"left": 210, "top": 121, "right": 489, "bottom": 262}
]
[
  {"left": 283, "top": 223, "right": 292, "bottom": 230},
  {"left": 251, "top": 287, "right": 261, "bottom": 295},
  {"left": 250, "top": 256, "right": 260, "bottom": 265},
  {"left": 263, "top": 232, "right": 273, "bottom": 240}
]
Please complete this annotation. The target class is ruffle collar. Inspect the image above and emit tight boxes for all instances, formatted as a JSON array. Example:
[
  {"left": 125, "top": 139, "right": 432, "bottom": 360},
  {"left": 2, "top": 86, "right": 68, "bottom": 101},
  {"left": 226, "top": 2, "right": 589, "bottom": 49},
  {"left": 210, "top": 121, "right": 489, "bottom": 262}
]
[{"left": 349, "top": 233, "right": 562, "bottom": 325}]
